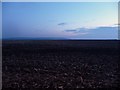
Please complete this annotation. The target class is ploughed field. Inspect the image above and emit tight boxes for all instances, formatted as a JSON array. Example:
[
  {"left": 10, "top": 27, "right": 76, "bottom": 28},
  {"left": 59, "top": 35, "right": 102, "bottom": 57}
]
[{"left": 2, "top": 40, "right": 120, "bottom": 88}]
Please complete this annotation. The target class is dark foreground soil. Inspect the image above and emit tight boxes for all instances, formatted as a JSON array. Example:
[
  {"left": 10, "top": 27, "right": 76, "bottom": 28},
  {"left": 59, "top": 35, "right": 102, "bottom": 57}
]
[{"left": 2, "top": 40, "right": 120, "bottom": 89}]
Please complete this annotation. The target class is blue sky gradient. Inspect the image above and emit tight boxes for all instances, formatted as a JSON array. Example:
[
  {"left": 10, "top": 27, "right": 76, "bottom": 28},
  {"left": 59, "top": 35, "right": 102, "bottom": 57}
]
[{"left": 2, "top": 2, "right": 118, "bottom": 39}]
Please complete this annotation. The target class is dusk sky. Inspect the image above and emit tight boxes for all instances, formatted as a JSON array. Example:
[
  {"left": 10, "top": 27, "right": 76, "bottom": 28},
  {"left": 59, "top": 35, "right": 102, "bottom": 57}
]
[{"left": 2, "top": 2, "right": 118, "bottom": 39}]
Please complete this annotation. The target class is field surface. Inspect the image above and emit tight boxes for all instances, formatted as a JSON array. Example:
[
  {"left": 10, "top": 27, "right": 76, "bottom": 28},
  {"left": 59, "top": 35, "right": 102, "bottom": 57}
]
[{"left": 2, "top": 40, "right": 120, "bottom": 89}]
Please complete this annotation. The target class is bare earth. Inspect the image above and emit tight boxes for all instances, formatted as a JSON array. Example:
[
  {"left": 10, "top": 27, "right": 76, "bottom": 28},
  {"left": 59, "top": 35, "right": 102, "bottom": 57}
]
[{"left": 2, "top": 40, "right": 120, "bottom": 89}]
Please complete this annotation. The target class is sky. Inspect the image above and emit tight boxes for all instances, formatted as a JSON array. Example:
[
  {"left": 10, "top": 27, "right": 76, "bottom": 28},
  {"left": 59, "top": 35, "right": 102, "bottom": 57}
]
[{"left": 2, "top": 2, "right": 118, "bottom": 39}]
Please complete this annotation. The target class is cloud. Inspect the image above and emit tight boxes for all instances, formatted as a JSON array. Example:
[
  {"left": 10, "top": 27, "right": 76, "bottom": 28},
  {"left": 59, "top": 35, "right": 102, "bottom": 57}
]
[
  {"left": 64, "top": 26, "right": 117, "bottom": 33},
  {"left": 114, "top": 23, "right": 120, "bottom": 25},
  {"left": 64, "top": 26, "right": 118, "bottom": 39},
  {"left": 91, "top": 26, "right": 117, "bottom": 31},
  {"left": 64, "top": 28, "right": 89, "bottom": 33},
  {"left": 113, "top": 24, "right": 120, "bottom": 27},
  {"left": 58, "top": 23, "right": 67, "bottom": 26},
  {"left": 64, "top": 29, "right": 77, "bottom": 32}
]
